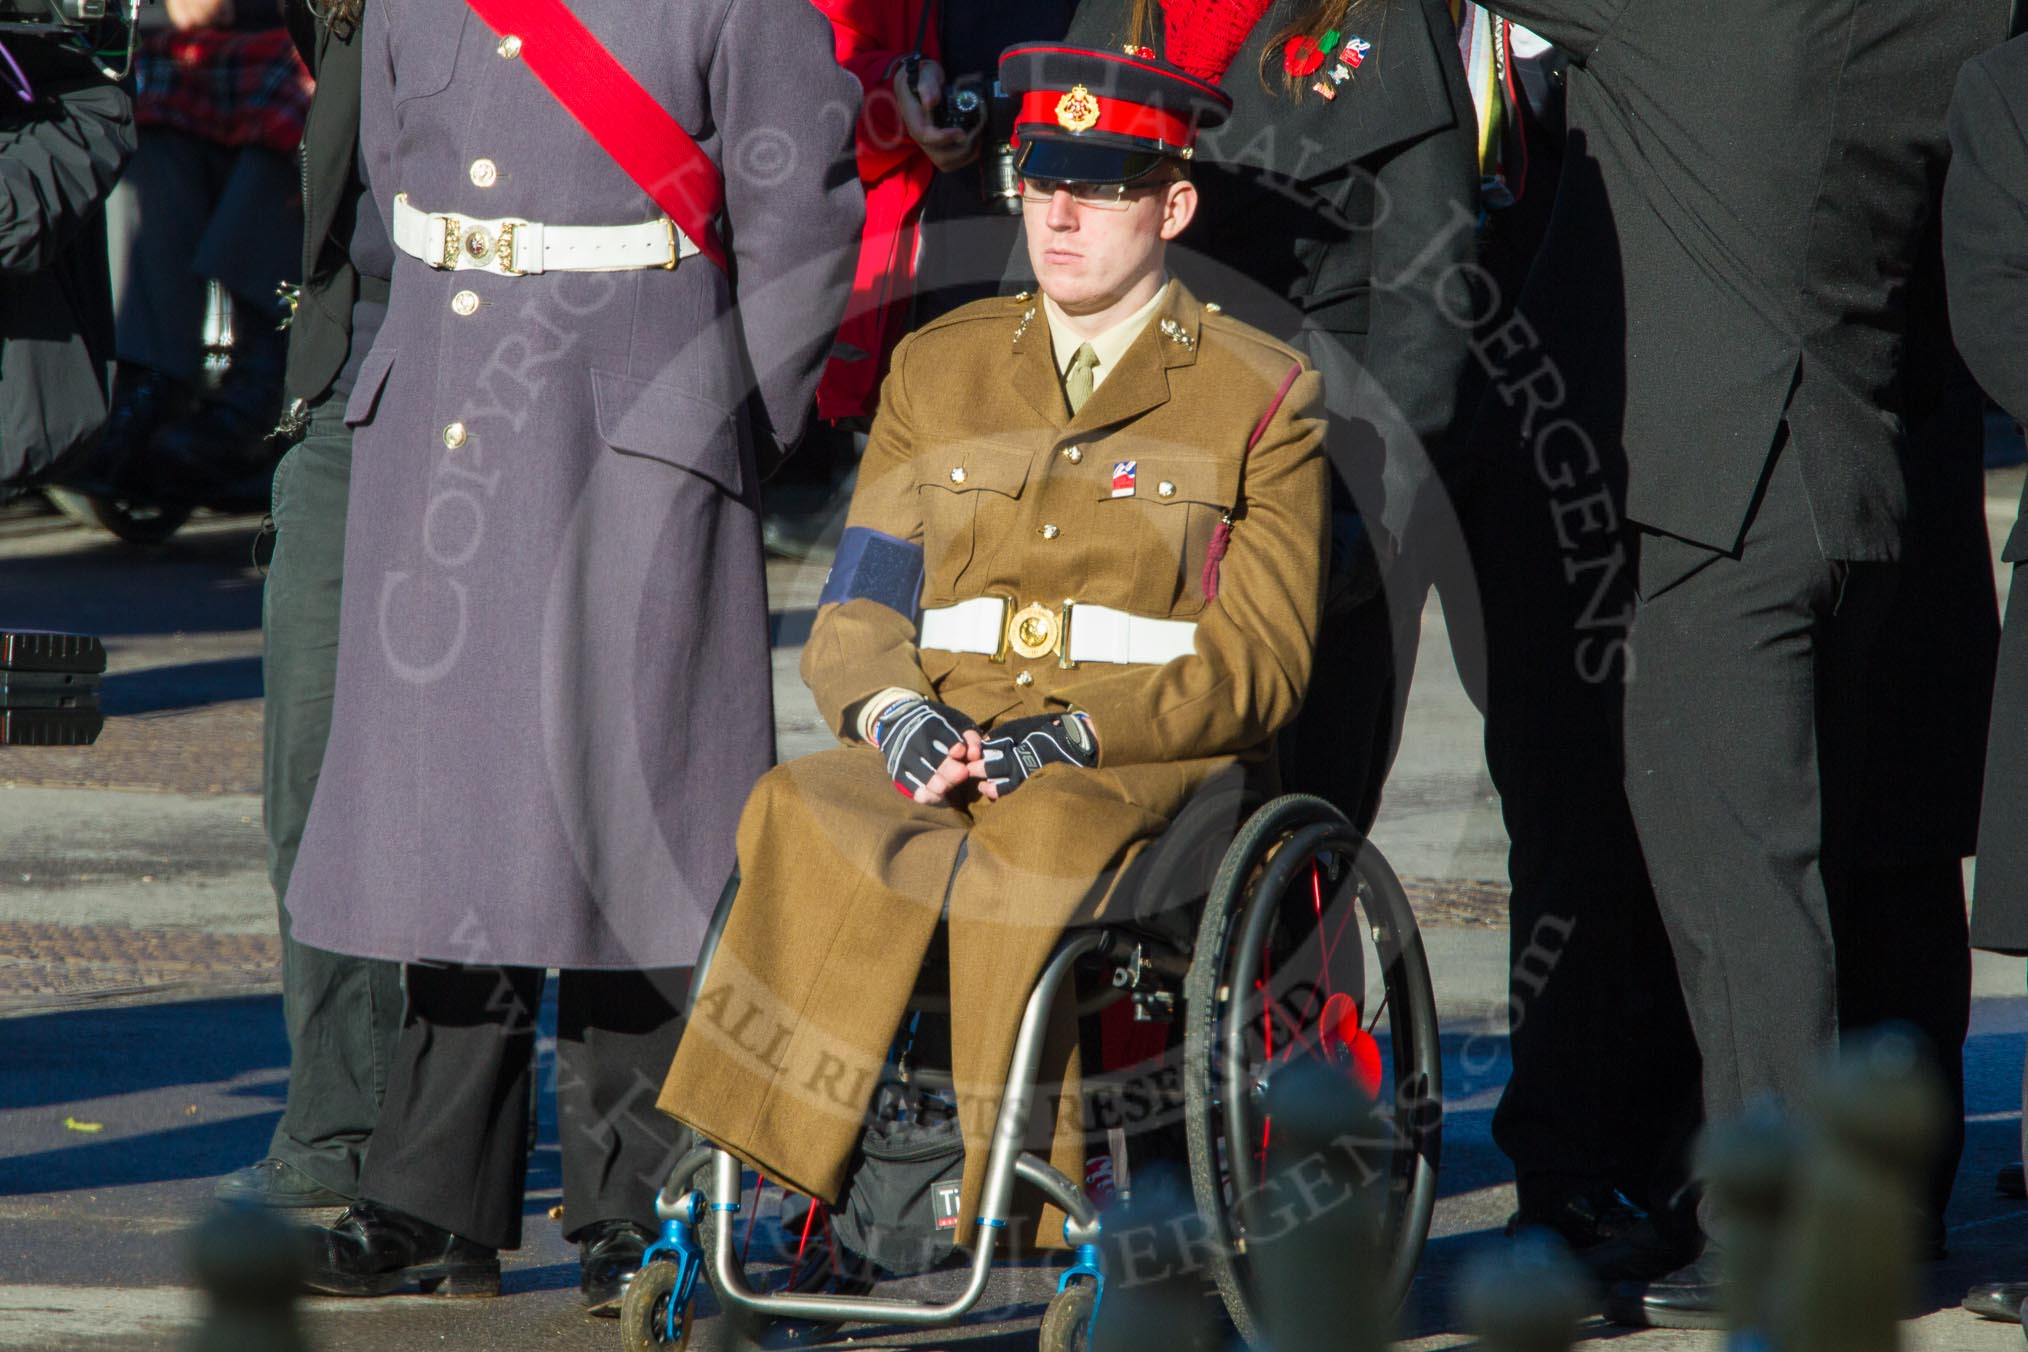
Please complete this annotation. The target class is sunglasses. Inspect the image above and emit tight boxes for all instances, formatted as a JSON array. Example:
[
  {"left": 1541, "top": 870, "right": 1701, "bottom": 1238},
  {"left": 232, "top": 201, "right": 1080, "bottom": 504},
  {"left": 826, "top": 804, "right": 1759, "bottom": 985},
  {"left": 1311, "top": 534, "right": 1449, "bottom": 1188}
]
[{"left": 1017, "top": 178, "right": 1167, "bottom": 211}]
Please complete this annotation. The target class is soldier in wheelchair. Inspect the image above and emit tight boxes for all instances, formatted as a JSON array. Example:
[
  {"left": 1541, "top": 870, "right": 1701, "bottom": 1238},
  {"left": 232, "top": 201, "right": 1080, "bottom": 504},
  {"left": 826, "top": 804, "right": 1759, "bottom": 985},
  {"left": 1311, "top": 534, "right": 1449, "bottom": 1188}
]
[{"left": 642, "top": 45, "right": 1442, "bottom": 1350}]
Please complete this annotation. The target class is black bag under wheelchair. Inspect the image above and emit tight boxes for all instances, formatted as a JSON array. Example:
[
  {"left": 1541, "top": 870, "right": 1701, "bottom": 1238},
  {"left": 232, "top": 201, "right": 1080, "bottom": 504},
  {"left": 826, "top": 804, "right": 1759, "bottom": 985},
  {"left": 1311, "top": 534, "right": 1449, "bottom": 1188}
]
[{"left": 621, "top": 775, "right": 1444, "bottom": 1351}]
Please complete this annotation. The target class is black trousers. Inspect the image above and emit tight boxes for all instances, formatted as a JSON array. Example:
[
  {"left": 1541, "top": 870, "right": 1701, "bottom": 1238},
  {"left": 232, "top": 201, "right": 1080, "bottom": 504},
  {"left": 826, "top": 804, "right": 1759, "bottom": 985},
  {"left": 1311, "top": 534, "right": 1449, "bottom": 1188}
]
[
  {"left": 357, "top": 963, "right": 691, "bottom": 1251},
  {"left": 264, "top": 399, "right": 404, "bottom": 1195},
  {"left": 1623, "top": 448, "right": 1895, "bottom": 1229},
  {"left": 1457, "top": 462, "right": 1702, "bottom": 1215},
  {"left": 106, "top": 127, "right": 301, "bottom": 383}
]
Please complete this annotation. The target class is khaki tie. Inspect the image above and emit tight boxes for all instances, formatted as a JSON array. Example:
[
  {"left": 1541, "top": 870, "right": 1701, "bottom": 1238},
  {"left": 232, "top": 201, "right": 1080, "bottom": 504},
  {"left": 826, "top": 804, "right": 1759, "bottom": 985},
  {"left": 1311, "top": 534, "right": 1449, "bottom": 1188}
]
[{"left": 1065, "top": 343, "right": 1100, "bottom": 415}]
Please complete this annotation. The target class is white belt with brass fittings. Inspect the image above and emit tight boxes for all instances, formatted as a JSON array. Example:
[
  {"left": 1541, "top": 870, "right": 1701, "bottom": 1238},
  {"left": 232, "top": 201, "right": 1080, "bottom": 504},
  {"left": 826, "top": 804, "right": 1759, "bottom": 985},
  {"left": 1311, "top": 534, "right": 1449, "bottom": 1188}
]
[
  {"left": 391, "top": 193, "right": 700, "bottom": 276},
  {"left": 918, "top": 596, "right": 1198, "bottom": 668}
]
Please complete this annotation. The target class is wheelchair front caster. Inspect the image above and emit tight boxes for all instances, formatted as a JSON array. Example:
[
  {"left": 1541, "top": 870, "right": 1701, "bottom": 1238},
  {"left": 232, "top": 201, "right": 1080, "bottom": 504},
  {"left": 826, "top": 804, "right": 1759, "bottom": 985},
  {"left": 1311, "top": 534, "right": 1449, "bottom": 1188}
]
[
  {"left": 620, "top": 1259, "right": 693, "bottom": 1350},
  {"left": 1039, "top": 1279, "right": 1098, "bottom": 1352}
]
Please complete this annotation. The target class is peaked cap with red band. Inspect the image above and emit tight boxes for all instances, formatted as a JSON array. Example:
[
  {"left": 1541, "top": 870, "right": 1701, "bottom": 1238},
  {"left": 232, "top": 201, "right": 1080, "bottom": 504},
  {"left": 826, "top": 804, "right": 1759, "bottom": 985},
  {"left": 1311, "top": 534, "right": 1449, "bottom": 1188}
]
[{"left": 999, "top": 44, "right": 1233, "bottom": 186}]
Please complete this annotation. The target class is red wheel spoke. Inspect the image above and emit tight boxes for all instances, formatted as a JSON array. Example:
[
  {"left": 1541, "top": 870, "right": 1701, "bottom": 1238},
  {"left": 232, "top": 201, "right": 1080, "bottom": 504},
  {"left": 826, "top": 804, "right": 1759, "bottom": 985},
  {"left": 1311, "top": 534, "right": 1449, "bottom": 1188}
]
[{"left": 1310, "top": 864, "right": 1333, "bottom": 1000}]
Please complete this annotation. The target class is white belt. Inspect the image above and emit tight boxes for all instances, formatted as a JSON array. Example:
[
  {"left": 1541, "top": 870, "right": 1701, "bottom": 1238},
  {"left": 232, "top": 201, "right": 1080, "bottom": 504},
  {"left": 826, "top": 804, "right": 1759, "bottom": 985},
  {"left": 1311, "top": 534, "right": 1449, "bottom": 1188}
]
[
  {"left": 918, "top": 596, "right": 1198, "bottom": 668},
  {"left": 391, "top": 193, "right": 700, "bottom": 276}
]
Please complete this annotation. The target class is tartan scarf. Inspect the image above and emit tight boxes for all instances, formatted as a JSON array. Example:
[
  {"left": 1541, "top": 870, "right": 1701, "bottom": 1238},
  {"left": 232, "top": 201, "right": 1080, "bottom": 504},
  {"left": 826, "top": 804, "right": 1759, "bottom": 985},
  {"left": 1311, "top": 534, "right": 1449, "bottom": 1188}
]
[{"left": 133, "top": 26, "right": 313, "bottom": 156}]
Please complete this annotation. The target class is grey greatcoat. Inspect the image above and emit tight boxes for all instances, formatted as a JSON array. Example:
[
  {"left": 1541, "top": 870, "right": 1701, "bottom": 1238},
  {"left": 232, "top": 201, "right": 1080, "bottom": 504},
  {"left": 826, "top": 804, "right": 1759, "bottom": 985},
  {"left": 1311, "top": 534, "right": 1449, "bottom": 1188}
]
[{"left": 286, "top": 0, "right": 863, "bottom": 970}]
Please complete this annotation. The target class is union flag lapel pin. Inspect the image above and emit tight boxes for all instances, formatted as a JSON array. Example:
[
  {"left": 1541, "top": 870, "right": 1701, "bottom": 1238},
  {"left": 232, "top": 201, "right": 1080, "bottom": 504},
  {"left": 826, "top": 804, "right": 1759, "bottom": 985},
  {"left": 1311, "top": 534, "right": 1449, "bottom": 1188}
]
[{"left": 1111, "top": 461, "right": 1138, "bottom": 497}]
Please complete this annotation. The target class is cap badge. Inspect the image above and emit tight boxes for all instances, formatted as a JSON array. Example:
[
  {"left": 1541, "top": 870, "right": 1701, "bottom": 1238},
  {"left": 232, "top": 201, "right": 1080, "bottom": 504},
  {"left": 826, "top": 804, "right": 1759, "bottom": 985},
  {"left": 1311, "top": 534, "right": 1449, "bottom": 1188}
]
[{"left": 1055, "top": 84, "right": 1102, "bottom": 133}]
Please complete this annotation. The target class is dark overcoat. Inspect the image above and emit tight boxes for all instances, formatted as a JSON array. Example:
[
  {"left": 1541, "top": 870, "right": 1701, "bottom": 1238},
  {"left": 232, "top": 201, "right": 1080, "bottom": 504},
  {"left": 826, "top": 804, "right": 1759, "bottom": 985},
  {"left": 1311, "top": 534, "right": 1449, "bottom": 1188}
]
[
  {"left": 1944, "top": 34, "right": 2028, "bottom": 952},
  {"left": 1481, "top": 0, "right": 2010, "bottom": 560},
  {"left": 286, "top": 0, "right": 864, "bottom": 969},
  {"left": 0, "top": 40, "right": 131, "bottom": 486}
]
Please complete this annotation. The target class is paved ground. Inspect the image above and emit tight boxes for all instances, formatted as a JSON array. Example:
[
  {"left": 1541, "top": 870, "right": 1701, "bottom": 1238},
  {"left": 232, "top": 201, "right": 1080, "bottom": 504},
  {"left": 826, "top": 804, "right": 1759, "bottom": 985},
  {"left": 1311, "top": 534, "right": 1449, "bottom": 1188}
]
[{"left": 0, "top": 467, "right": 2023, "bottom": 1351}]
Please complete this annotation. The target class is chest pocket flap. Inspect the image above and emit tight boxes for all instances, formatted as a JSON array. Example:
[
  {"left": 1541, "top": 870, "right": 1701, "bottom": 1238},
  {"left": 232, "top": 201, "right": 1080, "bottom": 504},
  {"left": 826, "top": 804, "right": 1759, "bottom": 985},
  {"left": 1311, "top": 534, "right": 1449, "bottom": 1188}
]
[
  {"left": 917, "top": 446, "right": 1031, "bottom": 499},
  {"left": 1094, "top": 457, "right": 1240, "bottom": 510}
]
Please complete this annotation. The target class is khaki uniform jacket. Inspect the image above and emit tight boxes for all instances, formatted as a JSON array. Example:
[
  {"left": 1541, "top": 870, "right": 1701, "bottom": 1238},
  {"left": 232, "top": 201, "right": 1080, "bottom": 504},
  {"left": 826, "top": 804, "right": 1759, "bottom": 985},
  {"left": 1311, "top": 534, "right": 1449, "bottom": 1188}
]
[{"left": 659, "top": 281, "right": 1328, "bottom": 1245}]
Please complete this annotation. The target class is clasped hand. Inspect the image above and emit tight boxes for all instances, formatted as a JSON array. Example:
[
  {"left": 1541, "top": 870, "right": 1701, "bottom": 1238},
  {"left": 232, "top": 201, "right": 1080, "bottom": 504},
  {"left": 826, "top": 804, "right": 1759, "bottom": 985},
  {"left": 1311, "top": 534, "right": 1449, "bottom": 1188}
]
[{"left": 876, "top": 699, "right": 1097, "bottom": 807}]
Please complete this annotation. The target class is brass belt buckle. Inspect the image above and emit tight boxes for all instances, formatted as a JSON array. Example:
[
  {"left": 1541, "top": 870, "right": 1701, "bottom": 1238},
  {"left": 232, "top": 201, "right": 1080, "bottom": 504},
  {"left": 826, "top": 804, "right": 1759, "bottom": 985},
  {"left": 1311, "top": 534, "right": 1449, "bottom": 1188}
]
[
  {"left": 1007, "top": 601, "right": 1056, "bottom": 661},
  {"left": 438, "top": 214, "right": 462, "bottom": 270},
  {"left": 1006, "top": 599, "right": 1078, "bottom": 667},
  {"left": 494, "top": 221, "right": 525, "bottom": 276},
  {"left": 661, "top": 218, "right": 680, "bottom": 270}
]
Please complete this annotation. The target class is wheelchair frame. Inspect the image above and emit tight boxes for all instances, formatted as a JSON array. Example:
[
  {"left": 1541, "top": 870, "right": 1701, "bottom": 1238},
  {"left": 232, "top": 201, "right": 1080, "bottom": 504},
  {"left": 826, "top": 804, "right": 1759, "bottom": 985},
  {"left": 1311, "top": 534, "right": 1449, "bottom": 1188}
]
[{"left": 623, "top": 794, "right": 1441, "bottom": 1350}]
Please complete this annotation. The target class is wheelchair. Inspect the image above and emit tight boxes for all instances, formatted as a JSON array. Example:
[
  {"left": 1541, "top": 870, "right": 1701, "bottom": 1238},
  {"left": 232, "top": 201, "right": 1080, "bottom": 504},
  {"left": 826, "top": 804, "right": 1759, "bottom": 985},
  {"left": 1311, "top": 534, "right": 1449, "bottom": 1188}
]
[{"left": 621, "top": 779, "right": 1442, "bottom": 1351}]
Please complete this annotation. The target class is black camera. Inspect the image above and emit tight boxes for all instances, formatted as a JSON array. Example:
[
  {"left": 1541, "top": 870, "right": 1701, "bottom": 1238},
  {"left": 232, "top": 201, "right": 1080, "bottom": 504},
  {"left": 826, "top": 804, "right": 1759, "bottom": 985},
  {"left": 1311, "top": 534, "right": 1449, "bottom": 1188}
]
[
  {"left": 932, "top": 81, "right": 984, "bottom": 133},
  {"left": 978, "top": 79, "right": 1021, "bottom": 216},
  {"left": 0, "top": 0, "right": 106, "bottom": 27}
]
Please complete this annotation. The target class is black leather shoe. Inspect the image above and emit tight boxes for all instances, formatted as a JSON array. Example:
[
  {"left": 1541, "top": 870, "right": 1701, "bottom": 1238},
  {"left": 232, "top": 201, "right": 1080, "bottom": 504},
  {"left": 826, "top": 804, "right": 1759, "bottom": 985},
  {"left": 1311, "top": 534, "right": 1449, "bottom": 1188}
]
[
  {"left": 1964, "top": 1280, "right": 2028, "bottom": 1322},
  {"left": 300, "top": 1200, "right": 500, "bottom": 1297},
  {"left": 579, "top": 1219, "right": 655, "bottom": 1316},
  {"left": 1505, "top": 1186, "right": 1644, "bottom": 1251},
  {"left": 1571, "top": 1215, "right": 1702, "bottom": 1285},
  {"left": 143, "top": 326, "right": 286, "bottom": 503},
  {"left": 213, "top": 1158, "right": 350, "bottom": 1209},
  {"left": 1605, "top": 1251, "right": 1725, "bottom": 1330},
  {"left": 52, "top": 364, "right": 193, "bottom": 497}
]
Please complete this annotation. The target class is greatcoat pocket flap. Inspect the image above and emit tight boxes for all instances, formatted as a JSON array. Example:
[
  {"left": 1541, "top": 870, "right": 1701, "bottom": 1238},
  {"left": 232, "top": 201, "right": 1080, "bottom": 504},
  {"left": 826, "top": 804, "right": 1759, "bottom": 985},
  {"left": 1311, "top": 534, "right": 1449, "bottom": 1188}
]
[
  {"left": 343, "top": 345, "right": 397, "bottom": 427},
  {"left": 592, "top": 368, "right": 743, "bottom": 496},
  {"left": 1094, "top": 458, "right": 1239, "bottom": 509}
]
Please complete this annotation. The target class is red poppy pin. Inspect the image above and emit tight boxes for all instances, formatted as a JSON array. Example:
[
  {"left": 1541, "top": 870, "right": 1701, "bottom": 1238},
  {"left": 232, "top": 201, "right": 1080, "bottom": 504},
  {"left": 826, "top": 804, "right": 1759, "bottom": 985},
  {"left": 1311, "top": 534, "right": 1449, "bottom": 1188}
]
[
  {"left": 1121, "top": 44, "right": 1155, "bottom": 60},
  {"left": 1282, "top": 34, "right": 1327, "bottom": 77}
]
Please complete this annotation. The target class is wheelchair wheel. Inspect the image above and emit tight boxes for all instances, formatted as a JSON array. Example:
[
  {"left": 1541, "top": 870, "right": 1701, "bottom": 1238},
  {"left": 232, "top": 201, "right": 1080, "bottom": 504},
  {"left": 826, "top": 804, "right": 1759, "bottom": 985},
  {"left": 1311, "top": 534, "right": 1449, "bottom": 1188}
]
[
  {"left": 620, "top": 1258, "right": 693, "bottom": 1350},
  {"left": 1182, "top": 794, "right": 1441, "bottom": 1342},
  {"left": 684, "top": 869, "right": 740, "bottom": 1020},
  {"left": 1038, "top": 1279, "right": 1097, "bottom": 1352}
]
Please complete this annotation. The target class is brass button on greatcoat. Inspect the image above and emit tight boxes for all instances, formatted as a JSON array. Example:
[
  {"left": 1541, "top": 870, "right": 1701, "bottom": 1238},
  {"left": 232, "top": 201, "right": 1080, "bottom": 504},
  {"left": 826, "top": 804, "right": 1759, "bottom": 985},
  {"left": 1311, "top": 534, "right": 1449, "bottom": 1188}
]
[
  {"left": 469, "top": 158, "right": 499, "bottom": 189},
  {"left": 1062, "top": 445, "right": 1083, "bottom": 464},
  {"left": 949, "top": 467, "right": 967, "bottom": 484},
  {"left": 1015, "top": 671, "right": 1034, "bottom": 687},
  {"left": 497, "top": 34, "right": 523, "bottom": 58},
  {"left": 1039, "top": 523, "right": 1061, "bottom": 540},
  {"left": 442, "top": 422, "right": 468, "bottom": 449},
  {"left": 451, "top": 289, "right": 480, "bottom": 316},
  {"left": 1157, "top": 481, "right": 1176, "bottom": 498}
]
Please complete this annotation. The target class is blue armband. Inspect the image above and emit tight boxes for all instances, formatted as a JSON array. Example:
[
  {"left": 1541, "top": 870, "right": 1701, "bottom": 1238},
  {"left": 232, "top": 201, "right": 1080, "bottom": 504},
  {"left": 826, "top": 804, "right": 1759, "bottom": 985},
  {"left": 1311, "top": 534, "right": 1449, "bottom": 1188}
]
[{"left": 819, "top": 527, "right": 924, "bottom": 619}]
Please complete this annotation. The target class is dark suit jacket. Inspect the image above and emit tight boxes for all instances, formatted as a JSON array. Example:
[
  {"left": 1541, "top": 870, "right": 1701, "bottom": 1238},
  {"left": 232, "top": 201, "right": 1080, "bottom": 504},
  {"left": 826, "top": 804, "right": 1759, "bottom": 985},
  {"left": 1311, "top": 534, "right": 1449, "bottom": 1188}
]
[
  {"left": 0, "top": 39, "right": 134, "bottom": 486},
  {"left": 1067, "top": 0, "right": 1480, "bottom": 544},
  {"left": 281, "top": 0, "right": 374, "bottom": 411},
  {"left": 1481, "top": 0, "right": 2008, "bottom": 559},
  {"left": 1944, "top": 34, "right": 2028, "bottom": 949}
]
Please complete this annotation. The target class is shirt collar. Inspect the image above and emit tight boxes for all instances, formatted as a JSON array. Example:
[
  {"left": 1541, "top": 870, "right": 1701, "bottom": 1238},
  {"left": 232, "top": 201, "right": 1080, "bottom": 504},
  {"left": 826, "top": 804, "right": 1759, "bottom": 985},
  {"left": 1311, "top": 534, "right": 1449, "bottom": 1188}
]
[{"left": 1045, "top": 278, "right": 1172, "bottom": 386}]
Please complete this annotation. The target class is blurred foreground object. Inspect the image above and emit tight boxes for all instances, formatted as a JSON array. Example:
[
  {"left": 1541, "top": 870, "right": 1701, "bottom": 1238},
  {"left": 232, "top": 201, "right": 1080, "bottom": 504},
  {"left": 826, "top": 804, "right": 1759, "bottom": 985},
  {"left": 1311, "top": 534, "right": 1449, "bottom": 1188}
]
[
  {"left": 1248, "top": 1060, "right": 1388, "bottom": 1352},
  {"left": 1772, "top": 1030, "right": 1946, "bottom": 1352},
  {"left": 1699, "top": 1103, "right": 1802, "bottom": 1340},
  {"left": 1458, "top": 1231, "right": 1589, "bottom": 1352},
  {"left": 184, "top": 1205, "right": 310, "bottom": 1352},
  {"left": 0, "top": 630, "right": 104, "bottom": 744}
]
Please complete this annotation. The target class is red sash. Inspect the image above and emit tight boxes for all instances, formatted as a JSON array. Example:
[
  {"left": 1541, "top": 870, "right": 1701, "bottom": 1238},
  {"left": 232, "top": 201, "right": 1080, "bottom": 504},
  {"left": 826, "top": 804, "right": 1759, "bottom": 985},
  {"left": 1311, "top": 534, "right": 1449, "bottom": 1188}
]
[{"left": 462, "top": 0, "right": 729, "bottom": 272}]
